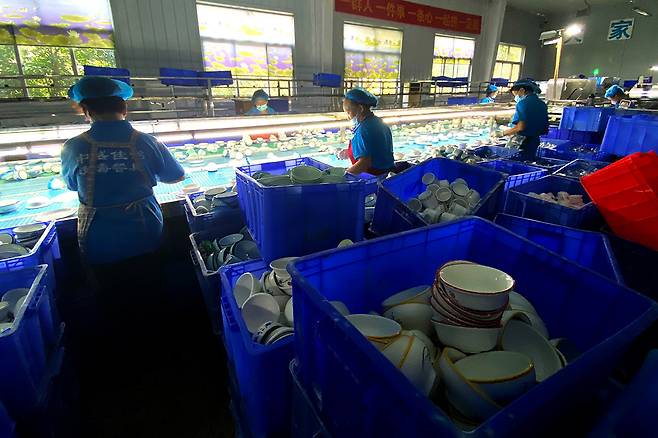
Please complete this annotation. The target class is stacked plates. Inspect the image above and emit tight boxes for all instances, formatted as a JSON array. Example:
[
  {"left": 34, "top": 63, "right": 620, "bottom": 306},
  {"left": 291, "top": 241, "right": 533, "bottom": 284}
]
[
  {"left": 12, "top": 224, "right": 46, "bottom": 250},
  {"left": 200, "top": 231, "right": 260, "bottom": 272},
  {"left": 0, "top": 199, "right": 19, "bottom": 215},
  {"left": 0, "top": 244, "right": 28, "bottom": 261},
  {"left": 0, "top": 287, "right": 29, "bottom": 329}
]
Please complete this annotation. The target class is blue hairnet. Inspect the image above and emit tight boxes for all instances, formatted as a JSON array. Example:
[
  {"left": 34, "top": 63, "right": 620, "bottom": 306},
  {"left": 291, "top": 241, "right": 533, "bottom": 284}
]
[
  {"left": 511, "top": 78, "right": 541, "bottom": 94},
  {"left": 68, "top": 76, "right": 133, "bottom": 103},
  {"left": 605, "top": 85, "right": 625, "bottom": 99},
  {"left": 251, "top": 89, "right": 269, "bottom": 102},
  {"left": 344, "top": 88, "right": 378, "bottom": 107},
  {"left": 486, "top": 84, "right": 498, "bottom": 94}
]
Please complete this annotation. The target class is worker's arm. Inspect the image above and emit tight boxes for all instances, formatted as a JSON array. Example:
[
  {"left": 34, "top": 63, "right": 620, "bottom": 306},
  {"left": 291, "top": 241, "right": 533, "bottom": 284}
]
[
  {"left": 346, "top": 156, "right": 372, "bottom": 175},
  {"left": 503, "top": 120, "right": 526, "bottom": 137},
  {"left": 154, "top": 141, "right": 186, "bottom": 184}
]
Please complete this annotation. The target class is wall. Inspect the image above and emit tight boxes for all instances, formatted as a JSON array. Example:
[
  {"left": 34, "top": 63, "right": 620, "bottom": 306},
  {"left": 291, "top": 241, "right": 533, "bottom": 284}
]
[
  {"left": 499, "top": 6, "right": 545, "bottom": 80},
  {"left": 538, "top": 5, "right": 658, "bottom": 80}
]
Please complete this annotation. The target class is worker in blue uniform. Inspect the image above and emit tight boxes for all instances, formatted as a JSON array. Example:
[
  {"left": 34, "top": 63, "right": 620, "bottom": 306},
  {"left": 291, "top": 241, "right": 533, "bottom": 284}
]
[
  {"left": 500, "top": 78, "right": 549, "bottom": 161},
  {"left": 245, "top": 89, "right": 277, "bottom": 115},
  {"left": 336, "top": 88, "right": 394, "bottom": 176},
  {"left": 605, "top": 84, "right": 634, "bottom": 108},
  {"left": 480, "top": 85, "right": 498, "bottom": 104}
]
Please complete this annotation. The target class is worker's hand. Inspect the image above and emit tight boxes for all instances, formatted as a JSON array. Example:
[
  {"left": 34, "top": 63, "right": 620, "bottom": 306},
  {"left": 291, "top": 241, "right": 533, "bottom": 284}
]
[
  {"left": 492, "top": 130, "right": 505, "bottom": 138},
  {"left": 335, "top": 148, "right": 349, "bottom": 160}
]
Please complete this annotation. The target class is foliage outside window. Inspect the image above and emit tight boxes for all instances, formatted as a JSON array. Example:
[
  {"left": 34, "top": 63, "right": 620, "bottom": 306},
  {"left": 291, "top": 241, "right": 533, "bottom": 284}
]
[
  {"left": 343, "top": 23, "right": 402, "bottom": 95},
  {"left": 493, "top": 43, "right": 525, "bottom": 82},
  {"left": 432, "top": 35, "right": 475, "bottom": 94},
  {"left": 197, "top": 3, "right": 295, "bottom": 98},
  {"left": 0, "top": 0, "right": 116, "bottom": 98}
]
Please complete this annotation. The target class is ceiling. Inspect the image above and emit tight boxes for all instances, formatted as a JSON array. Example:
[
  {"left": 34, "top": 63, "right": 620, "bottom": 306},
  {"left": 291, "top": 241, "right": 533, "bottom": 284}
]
[{"left": 506, "top": 0, "right": 642, "bottom": 16}]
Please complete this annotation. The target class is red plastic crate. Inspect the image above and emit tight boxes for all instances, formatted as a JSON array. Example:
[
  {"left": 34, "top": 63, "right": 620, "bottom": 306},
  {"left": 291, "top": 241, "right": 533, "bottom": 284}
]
[{"left": 581, "top": 152, "right": 658, "bottom": 251}]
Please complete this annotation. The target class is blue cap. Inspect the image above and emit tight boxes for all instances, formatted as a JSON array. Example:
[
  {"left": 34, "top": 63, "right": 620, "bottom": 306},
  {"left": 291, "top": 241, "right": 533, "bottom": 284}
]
[
  {"left": 605, "top": 84, "right": 625, "bottom": 99},
  {"left": 344, "top": 87, "right": 378, "bottom": 107},
  {"left": 486, "top": 84, "right": 498, "bottom": 94},
  {"left": 67, "top": 76, "right": 133, "bottom": 103},
  {"left": 251, "top": 89, "right": 269, "bottom": 102},
  {"left": 511, "top": 78, "right": 541, "bottom": 94}
]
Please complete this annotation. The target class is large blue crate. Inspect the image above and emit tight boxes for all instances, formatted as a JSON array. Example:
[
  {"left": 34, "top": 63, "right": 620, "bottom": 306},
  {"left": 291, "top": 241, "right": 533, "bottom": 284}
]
[
  {"left": 289, "top": 217, "right": 658, "bottom": 438},
  {"left": 600, "top": 115, "right": 658, "bottom": 157},
  {"left": 371, "top": 158, "right": 505, "bottom": 236},
  {"left": 291, "top": 359, "right": 330, "bottom": 438},
  {"left": 470, "top": 145, "right": 520, "bottom": 160},
  {"left": 477, "top": 159, "right": 547, "bottom": 191},
  {"left": 494, "top": 214, "right": 623, "bottom": 283},
  {"left": 184, "top": 191, "right": 246, "bottom": 233},
  {"left": 520, "top": 157, "right": 570, "bottom": 173},
  {"left": 220, "top": 260, "right": 294, "bottom": 438},
  {"left": 0, "top": 266, "right": 65, "bottom": 418},
  {"left": 544, "top": 128, "right": 604, "bottom": 145},
  {"left": 0, "top": 401, "right": 15, "bottom": 438},
  {"left": 559, "top": 107, "right": 616, "bottom": 132},
  {"left": 189, "top": 220, "right": 248, "bottom": 335},
  {"left": 503, "top": 175, "right": 601, "bottom": 229},
  {"left": 0, "top": 221, "right": 60, "bottom": 290},
  {"left": 606, "top": 234, "right": 658, "bottom": 301},
  {"left": 235, "top": 157, "right": 366, "bottom": 262},
  {"left": 552, "top": 159, "right": 610, "bottom": 180},
  {"left": 537, "top": 141, "right": 610, "bottom": 162}
]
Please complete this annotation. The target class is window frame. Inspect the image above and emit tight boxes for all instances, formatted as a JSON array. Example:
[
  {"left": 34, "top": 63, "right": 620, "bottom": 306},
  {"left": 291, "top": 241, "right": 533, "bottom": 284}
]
[
  {"left": 494, "top": 42, "right": 525, "bottom": 82},
  {"left": 431, "top": 34, "right": 476, "bottom": 94}
]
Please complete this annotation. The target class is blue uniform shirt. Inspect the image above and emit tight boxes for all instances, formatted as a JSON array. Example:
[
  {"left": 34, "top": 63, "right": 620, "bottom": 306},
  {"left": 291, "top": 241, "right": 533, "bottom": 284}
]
[
  {"left": 245, "top": 106, "right": 276, "bottom": 115},
  {"left": 480, "top": 97, "right": 495, "bottom": 104},
  {"left": 511, "top": 94, "right": 549, "bottom": 137},
  {"left": 61, "top": 120, "right": 184, "bottom": 264},
  {"left": 351, "top": 115, "right": 394, "bottom": 172}
]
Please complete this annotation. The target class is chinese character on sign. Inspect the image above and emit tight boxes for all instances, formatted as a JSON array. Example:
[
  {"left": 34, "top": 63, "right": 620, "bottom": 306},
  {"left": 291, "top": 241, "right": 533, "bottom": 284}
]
[
  {"left": 386, "top": 1, "right": 395, "bottom": 17},
  {"left": 416, "top": 8, "right": 425, "bottom": 24},
  {"left": 363, "top": 0, "right": 373, "bottom": 13},
  {"left": 608, "top": 18, "right": 634, "bottom": 41},
  {"left": 396, "top": 4, "right": 405, "bottom": 19},
  {"left": 351, "top": 0, "right": 362, "bottom": 12}
]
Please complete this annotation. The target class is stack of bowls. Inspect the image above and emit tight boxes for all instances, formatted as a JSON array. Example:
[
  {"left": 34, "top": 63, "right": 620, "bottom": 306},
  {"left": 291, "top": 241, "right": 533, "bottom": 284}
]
[
  {"left": 12, "top": 224, "right": 46, "bottom": 249},
  {"left": 431, "top": 261, "right": 512, "bottom": 353},
  {"left": 0, "top": 287, "right": 29, "bottom": 331},
  {"left": 407, "top": 174, "right": 481, "bottom": 225},
  {"left": 290, "top": 165, "right": 324, "bottom": 184},
  {"left": 200, "top": 230, "right": 260, "bottom": 272}
]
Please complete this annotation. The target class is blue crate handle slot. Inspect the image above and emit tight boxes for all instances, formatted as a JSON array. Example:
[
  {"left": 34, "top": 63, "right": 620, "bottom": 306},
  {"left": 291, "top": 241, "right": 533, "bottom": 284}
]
[{"left": 220, "top": 297, "right": 239, "bottom": 332}]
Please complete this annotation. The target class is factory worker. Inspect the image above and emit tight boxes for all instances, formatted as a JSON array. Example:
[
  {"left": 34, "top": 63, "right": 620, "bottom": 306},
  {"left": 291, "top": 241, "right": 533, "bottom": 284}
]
[
  {"left": 336, "top": 88, "right": 394, "bottom": 176},
  {"left": 499, "top": 78, "right": 549, "bottom": 161},
  {"left": 605, "top": 84, "right": 633, "bottom": 108},
  {"left": 480, "top": 85, "right": 498, "bottom": 104},
  {"left": 245, "top": 89, "right": 277, "bottom": 115},
  {"left": 61, "top": 76, "right": 185, "bottom": 266}
]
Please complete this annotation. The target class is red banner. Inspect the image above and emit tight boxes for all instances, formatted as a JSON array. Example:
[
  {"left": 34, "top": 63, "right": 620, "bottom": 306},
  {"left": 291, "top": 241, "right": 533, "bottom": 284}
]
[{"left": 335, "top": 0, "right": 481, "bottom": 35}]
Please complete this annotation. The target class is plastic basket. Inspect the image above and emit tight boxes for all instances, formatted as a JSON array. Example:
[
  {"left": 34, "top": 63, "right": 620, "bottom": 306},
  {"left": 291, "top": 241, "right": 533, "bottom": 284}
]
[
  {"left": 552, "top": 159, "right": 610, "bottom": 180},
  {"left": 371, "top": 158, "right": 505, "bottom": 236},
  {"left": 289, "top": 217, "right": 658, "bottom": 438},
  {"left": 0, "top": 222, "right": 60, "bottom": 290},
  {"left": 470, "top": 145, "right": 520, "bottom": 160},
  {"left": 559, "top": 107, "right": 616, "bottom": 132},
  {"left": 581, "top": 151, "right": 658, "bottom": 252},
  {"left": 184, "top": 191, "right": 246, "bottom": 233},
  {"left": 545, "top": 128, "right": 604, "bottom": 145},
  {"left": 606, "top": 234, "right": 658, "bottom": 301},
  {"left": 0, "top": 266, "right": 65, "bottom": 418},
  {"left": 0, "top": 401, "right": 15, "bottom": 438},
  {"left": 477, "top": 159, "right": 547, "bottom": 191},
  {"left": 235, "top": 157, "right": 366, "bottom": 262},
  {"left": 291, "top": 359, "right": 330, "bottom": 438},
  {"left": 537, "top": 142, "right": 610, "bottom": 162},
  {"left": 189, "top": 220, "right": 248, "bottom": 335},
  {"left": 520, "top": 157, "right": 570, "bottom": 173},
  {"left": 600, "top": 115, "right": 658, "bottom": 157},
  {"left": 220, "top": 260, "right": 294, "bottom": 438},
  {"left": 503, "top": 175, "right": 601, "bottom": 229},
  {"left": 494, "top": 214, "right": 623, "bottom": 283}
]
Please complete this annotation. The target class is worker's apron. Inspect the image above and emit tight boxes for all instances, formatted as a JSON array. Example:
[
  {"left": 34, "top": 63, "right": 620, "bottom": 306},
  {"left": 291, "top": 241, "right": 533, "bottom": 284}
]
[
  {"left": 346, "top": 121, "right": 391, "bottom": 176},
  {"left": 77, "top": 130, "right": 153, "bottom": 258}
]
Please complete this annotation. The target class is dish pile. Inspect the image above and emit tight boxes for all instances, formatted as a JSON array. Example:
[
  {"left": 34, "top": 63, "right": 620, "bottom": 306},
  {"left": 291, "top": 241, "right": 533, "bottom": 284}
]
[
  {"left": 344, "top": 260, "right": 579, "bottom": 429},
  {"left": 0, "top": 224, "right": 47, "bottom": 261},
  {"left": 0, "top": 199, "right": 19, "bottom": 215},
  {"left": 252, "top": 165, "right": 348, "bottom": 187},
  {"left": 198, "top": 227, "right": 260, "bottom": 272},
  {"left": 527, "top": 191, "right": 585, "bottom": 209},
  {"left": 406, "top": 173, "right": 481, "bottom": 224},
  {"left": 234, "top": 257, "right": 298, "bottom": 346},
  {"left": 192, "top": 187, "right": 240, "bottom": 215},
  {"left": 0, "top": 287, "right": 29, "bottom": 331}
]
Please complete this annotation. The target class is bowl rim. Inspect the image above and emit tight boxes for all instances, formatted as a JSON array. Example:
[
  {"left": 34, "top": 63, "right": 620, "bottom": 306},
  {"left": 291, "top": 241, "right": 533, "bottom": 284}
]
[
  {"left": 438, "top": 264, "right": 515, "bottom": 296},
  {"left": 433, "top": 283, "right": 508, "bottom": 317},
  {"left": 454, "top": 351, "right": 535, "bottom": 384}
]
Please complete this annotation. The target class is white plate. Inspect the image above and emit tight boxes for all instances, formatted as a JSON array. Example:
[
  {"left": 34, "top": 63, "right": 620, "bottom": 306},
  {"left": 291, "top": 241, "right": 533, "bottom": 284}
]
[
  {"left": 25, "top": 197, "right": 51, "bottom": 210},
  {"left": 13, "top": 223, "right": 46, "bottom": 235},
  {"left": 35, "top": 208, "right": 77, "bottom": 222}
]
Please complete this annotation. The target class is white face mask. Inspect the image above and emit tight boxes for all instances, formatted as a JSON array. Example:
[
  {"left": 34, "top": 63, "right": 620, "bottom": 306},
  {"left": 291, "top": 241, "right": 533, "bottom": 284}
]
[
  {"left": 514, "top": 94, "right": 525, "bottom": 103},
  {"left": 256, "top": 104, "right": 268, "bottom": 111}
]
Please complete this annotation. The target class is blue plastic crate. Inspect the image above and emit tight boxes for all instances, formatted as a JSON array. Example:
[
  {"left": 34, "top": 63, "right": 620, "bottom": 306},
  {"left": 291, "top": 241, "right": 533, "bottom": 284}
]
[
  {"left": 0, "top": 266, "right": 65, "bottom": 418},
  {"left": 159, "top": 67, "right": 200, "bottom": 86},
  {"left": 235, "top": 157, "right": 366, "bottom": 262},
  {"left": 371, "top": 158, "right": 505, "bottom": 236},
  {"left": 289, "top": 217, "right": 658, "bottom": 438},
  {"left": 197, "top": 70, "right": 233, "bottom": 86},
  {"left": 559, "top": 107, "right": 616, "bottom": 132},
  {"left": 547, "top": 128, "right": 604, "bottom": 145},
  {"left": 313, "top": 73, "right": 342, "bottom": 88},
  {"left": 220, "top": 260, "right": 294, "bottom": 438},
  {"left": 477, "top": 159, "right": 547, "bottom": 191},
  {"left": 83, "top": 66, "right": 130, "bottom": 84},
  {"left": 0, "top": 401, "right": 15, "bottom": 438},
  {"left": 471, "top": 145, "right": 520, "bottom": 160},
  {"left": 447, "top": 96, "right": 478, "bottom": 105},
  {"left": 538, "top": 141, "right": 610, "bottom": 162},
  {"left": 520, "top": 157, "right": 570, "bottom": 173},
  {"left": 189, "top": 221, "right": 249, "bottom": 336},
  {"left": 291, "top": 359, "right": 330, "bottom": 438},
  {"left": 494, "top": 214, "right": 623, "bottom": 283},
  {"left": 504, "top": 175, "right": 602, "bottom": 229},
  {"left": 552, "top": 159, "right": 610, "bottom": 180},
  {"left": 0, "top": 222, "right": 60, "bottom": 291},
  {"left": 601, "top": 115, "right": 658, "bottom": 157},
  {"left": 184, "top": 191, "right": 246, "bottom": 233},
  {"left": 606, "top": 234, "right": 658, "bottom": 302},
  {"left": 589, "top": 350, "right": 658, "bottom": 437}
]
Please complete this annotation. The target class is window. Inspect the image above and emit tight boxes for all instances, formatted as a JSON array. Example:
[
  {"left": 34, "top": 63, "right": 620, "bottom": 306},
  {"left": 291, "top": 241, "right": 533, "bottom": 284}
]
[
  {"left": 197, "top": 4, "right": 295, "bottom": 97},
  {"left": 432, "top": 35, "right": 475, "bottom": 93},
  {"left": 494, "top": 43, "right": 525, "bottom": 82},
  {"left": 0, "top": 0, "right": 116, "bottom": 98},
  {"left": 343, "top": 23, "right": 402, "bottom": 95}
]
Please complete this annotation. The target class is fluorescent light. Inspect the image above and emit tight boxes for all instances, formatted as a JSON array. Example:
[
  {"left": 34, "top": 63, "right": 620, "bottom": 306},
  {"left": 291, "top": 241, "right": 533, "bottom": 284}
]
[
  {"left": 565, "top": 24, "right": 583, "bottom": 37},
  {"left": 633, "top": 7, "right": 652, "bottom": 17},
  {"left": 544, "top": 38, "right": 561, "bottom": 46},
  {"left": 650, "top": 65, "right": 658, "bottom": 71}
]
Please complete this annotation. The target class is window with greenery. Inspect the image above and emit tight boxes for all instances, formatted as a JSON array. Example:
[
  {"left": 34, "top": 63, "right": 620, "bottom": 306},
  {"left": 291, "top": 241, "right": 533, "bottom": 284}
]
[
  {"left": 0, "top": 0, "right": 116, "bottom": 98},
  {"left": 343, "top": 23, "right": 402, "bottom": 95},
  {"left": 197, "top": 3, "right": 295, "bottom": 98},
  {"left": 432, "top": 35, "right": 475, "bottom": 93},
  {"left": 494, "top": 43, "right": 525, "bottom": 82}
]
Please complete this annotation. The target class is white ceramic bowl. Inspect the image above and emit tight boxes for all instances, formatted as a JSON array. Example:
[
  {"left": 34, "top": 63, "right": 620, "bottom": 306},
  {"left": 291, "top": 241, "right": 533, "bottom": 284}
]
[
  {"left": 500, "top": 319, "right": 562, "bottom": 382},
  {"left": 432, "top": 320, "right": 500, "bottom": 353},
  {"left": 346, "top": 314, "right": 401, "bottom": 350},
  {"left": 381, "top": 285, "right": 431, "bottom": 311},
  {"left": 234, "top": 272, "right": 261, "bottom": 308},
  {"left": 284, "top": 297, "right": 294, "bottom": 326},
  {"left": 269, "top": 257, "right": 298, "bottom": 280},
  {"left": 240, "top": 293, "right": 281, "bottom": 334},
  {"left": 504, "top": 309, "right": 549, "bottom": 339},
  {"left": 273, "top": 295, "right": 291, "bottom": 312},
  {"left": 454, "top": 350, "right": 536, "bottom": 404},
  {"left": 439, "top": 263, "right": 513, "bottom": 311},
  {"left": 383, "top": 303, "right": 434, "bottom": 337},
  {"left": 0, "top": 301, "right": 10, "bottom": 322},
  {"left": 330, "top": 300, "right": 350, "bottom": 316},
  {"left": 1, "top": 288, "right": 28, "bottom": 310},
  {"left": 381, "top": 333, "right": 436, "bottom": 396},
  {"left": 508, "top": 291, "right": 539, "bottom": 315},
  {"left": 404, "top": 329, "right": 438, "bottom": 360}
]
